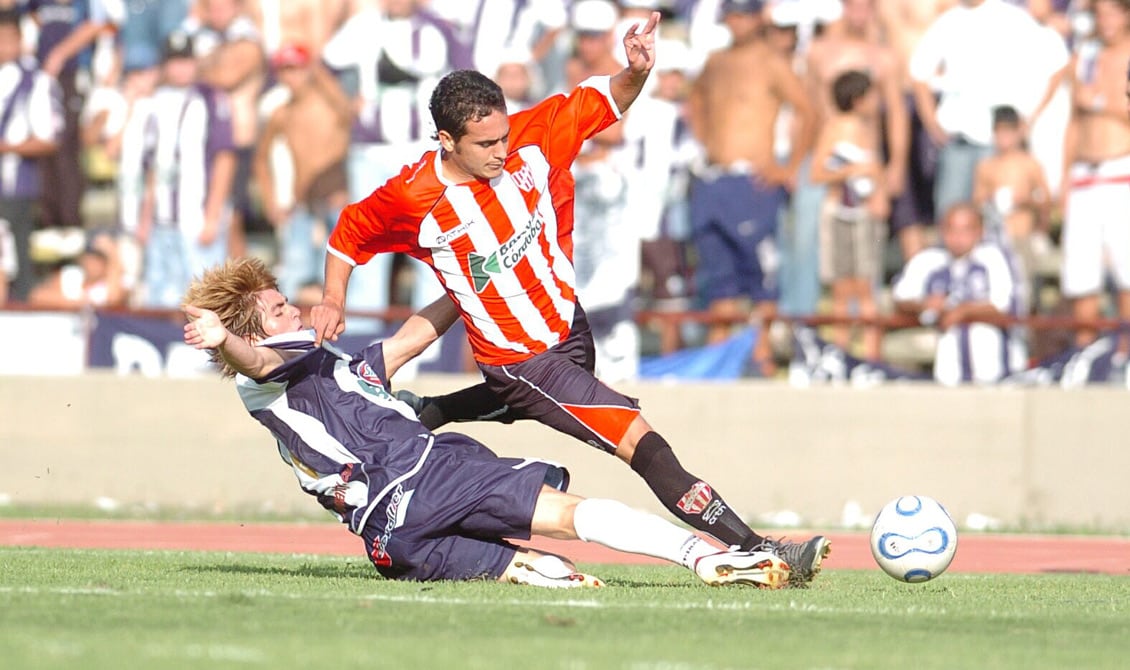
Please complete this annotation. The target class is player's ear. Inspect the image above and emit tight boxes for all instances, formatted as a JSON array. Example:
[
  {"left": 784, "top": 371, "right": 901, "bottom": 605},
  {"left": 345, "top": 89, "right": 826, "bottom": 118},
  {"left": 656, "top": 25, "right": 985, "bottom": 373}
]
[{"left": 437, "top": 129, "right": 456, "bottom": 153}]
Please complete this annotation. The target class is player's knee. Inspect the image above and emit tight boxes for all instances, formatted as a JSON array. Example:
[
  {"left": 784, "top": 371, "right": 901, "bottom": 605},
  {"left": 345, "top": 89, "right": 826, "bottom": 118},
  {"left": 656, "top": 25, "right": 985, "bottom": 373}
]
[{"left": 531, "top": 488, "right": 581, "bottom": 540}]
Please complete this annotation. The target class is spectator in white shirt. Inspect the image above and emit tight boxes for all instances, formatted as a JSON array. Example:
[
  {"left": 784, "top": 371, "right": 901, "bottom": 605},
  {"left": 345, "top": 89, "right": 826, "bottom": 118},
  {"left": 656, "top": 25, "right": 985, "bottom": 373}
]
[{"left": 910, "top": 0, "right": 1063, "bottom": 217}]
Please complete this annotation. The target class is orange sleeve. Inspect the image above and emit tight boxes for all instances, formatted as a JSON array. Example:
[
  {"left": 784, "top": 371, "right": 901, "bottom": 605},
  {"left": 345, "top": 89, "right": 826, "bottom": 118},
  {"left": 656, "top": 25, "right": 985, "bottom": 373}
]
[
  {"left": 508, "top": 75, "right": 621, "bottom": 169},
  {"left": 327, "top": 157, "right": 438, "bottom": 265}
]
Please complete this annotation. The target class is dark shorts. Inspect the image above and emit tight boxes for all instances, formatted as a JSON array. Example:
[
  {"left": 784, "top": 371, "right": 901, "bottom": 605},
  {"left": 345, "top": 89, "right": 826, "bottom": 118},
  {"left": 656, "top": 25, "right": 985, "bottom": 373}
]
[
  {"left": 478, "top": 305, "right": 642, "bottom": 452},
  {"left": 690, "top": 172, "right": 783, "bottom": 303},
  {"left": 361, "top": 432, "right": 552, "bottom": 582},
  {"left": 887, "top": 94, "right": 938, "bottom": 233}
]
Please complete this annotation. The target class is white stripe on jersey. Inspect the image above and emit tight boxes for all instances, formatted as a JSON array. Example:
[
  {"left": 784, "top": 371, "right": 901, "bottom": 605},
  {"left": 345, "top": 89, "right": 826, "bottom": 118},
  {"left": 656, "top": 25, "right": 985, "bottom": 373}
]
[
  {"left": 420, "top": 209, "right": 531, "bottom": 355},
  {"left": 444, "top": 184, "right": 557, "bottom": 346},
  {"left": 510, "top": 146, "right": 575, "bottom": 321}
]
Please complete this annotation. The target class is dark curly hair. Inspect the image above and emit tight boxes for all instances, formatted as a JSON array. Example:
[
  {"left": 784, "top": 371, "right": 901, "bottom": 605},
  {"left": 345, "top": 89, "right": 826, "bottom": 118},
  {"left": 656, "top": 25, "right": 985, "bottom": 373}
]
[{"left": 429, "top": 70, "right": 507, "bottom": 142}]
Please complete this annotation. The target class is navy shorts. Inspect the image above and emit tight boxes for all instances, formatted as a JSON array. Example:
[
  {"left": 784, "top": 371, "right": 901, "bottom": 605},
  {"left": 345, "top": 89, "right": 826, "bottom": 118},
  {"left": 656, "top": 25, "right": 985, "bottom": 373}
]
[
  {"left": 887, "top": 94, "right": 938, "bottom": 233},
  {"left": 478, "top": 305, "right": 642, "bottom": 452},
  {"left": 690, "top": 172, "right": 784, "bottom": 303},
  {"left": 361, "top": 432, "right": 551, "bottom": 582}
]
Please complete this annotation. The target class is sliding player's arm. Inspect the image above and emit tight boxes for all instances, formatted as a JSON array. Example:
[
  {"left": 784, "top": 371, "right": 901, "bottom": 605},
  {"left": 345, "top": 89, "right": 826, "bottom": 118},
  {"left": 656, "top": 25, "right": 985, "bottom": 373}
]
[
  {"left": 381, "top": 294, "right": 461, "bottom": 379},
  {"left": 183, "top": 305, "right": 285, "bottom": 379}
]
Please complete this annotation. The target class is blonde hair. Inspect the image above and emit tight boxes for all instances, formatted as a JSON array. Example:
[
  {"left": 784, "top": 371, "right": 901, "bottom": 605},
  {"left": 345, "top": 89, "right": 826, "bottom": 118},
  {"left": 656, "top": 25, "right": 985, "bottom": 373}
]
[{"left": 182, "top": 257, "right": 279, "bottom": 378}]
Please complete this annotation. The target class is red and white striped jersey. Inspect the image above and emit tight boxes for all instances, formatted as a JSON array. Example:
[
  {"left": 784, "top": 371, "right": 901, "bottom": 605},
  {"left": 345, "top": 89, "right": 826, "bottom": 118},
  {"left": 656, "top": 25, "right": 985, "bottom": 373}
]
[{"left": 329, "top": 76, "right": 622, "bottom": 365}]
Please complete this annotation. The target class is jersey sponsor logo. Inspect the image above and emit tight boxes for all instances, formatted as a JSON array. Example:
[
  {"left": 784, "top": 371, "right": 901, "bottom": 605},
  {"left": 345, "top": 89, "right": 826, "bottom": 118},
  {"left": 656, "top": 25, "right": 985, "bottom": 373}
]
[
  {"left": 677, "top": 481, "right": 713, "bottom": 515},
  {"left": 702, "top": 499, "right": 726, "bottom": 525},
  {"left": 511, "top": 164, "right": 536, "bottom": 192},
  {"left": 434, "top": 220, "right": 473, "bottom": 246},
  {"left": 370, "top": 484, "right": 406, "bottom": 568},
  {"left": 467, "top": 211, "right": 546, "bottom": 293}
]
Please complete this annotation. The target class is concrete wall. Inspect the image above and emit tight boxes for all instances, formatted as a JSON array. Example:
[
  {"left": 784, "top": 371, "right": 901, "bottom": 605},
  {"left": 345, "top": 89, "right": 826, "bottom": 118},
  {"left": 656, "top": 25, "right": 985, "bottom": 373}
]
[{"left": 2, "top": 373, "right": 1128, "bottom": 531}]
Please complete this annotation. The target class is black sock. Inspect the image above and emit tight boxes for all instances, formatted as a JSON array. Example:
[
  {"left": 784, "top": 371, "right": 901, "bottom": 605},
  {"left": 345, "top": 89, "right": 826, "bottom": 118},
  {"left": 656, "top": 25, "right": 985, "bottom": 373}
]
[
  {"left": 418, "top": 383, "right": 516, "bottom": 430},
  {"left": 629, "top": 432, "right": 764, "bottom": 550}
]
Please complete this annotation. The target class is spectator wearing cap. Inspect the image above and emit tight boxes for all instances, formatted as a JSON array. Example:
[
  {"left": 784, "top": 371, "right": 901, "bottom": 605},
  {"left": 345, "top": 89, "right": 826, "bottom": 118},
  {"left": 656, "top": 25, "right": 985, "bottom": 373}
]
[
  {"left": 0, "top": 8, "right": 62, "bottom": 303},
  {"left": 253, "top": 42, "right": 352, "bottom": 303},
  {"left": 136, "top": 30, "right": 236, "bottom": 308},
  {"left": 23, "top": 0, "right": 122, "bottom": 237},
  {"left": 686, "top": 0, "right": 815, "bottom": 374}
]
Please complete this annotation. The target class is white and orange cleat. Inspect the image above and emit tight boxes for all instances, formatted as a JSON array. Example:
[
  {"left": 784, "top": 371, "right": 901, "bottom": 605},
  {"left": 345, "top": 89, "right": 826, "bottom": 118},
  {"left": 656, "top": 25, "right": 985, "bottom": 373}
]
[
  {"left": 507, "top": 555, "right": 606, "bottom": 589},
  {"left": 694, "top": 550, "right": 790, "bottom": 589}
]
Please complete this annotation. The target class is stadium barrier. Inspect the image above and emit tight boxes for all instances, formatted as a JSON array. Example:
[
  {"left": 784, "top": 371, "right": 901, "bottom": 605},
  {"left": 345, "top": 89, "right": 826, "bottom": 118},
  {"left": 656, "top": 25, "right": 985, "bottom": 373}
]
[{"left": 2, "top": 371, "right": 1128, "bottom": 532}]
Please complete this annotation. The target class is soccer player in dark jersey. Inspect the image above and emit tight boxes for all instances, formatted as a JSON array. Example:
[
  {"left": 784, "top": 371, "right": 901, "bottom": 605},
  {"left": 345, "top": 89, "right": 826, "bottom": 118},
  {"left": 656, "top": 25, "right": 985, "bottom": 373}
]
[{"left": 181, "top": 257, "right": 790, "bottom": 588}]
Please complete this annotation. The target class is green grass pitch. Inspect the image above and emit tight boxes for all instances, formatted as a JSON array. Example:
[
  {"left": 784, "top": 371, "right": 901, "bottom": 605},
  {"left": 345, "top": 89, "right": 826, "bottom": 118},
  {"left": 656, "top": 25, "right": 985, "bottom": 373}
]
[{"left": 1, "top": 547, "right": 1126, "bottom": 669}]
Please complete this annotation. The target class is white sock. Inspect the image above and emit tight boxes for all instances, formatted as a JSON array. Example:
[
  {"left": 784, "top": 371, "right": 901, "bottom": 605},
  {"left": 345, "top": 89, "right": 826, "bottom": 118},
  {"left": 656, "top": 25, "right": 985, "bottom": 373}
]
[{"left": 572, "top": 498, "right": 717, "bottom": 569}]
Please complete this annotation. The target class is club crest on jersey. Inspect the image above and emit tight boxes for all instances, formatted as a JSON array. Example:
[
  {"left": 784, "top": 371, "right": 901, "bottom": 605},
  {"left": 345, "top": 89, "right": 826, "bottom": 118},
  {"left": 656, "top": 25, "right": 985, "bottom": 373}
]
[
  {"left": 355, "top": 361, "right": 393, "bottom": 400},
  {"left": 677, "top": 481, "right": 713, "bottom": 515},
  {"left": 511, "top": 164, "right": 536, "bottom": 192},
  {"left": 467, "top": 211, "right": 546, "bottom": 293}
]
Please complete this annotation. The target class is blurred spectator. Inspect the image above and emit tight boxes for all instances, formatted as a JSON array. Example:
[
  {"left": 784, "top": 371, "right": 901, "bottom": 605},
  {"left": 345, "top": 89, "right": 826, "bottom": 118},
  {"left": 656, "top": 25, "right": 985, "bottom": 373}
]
[
  {"left": 686, "top": 0, "right": 814, "bottom": 373},
  {"left": 893, "top": 202, "right": 1026, "bottom": 386},
  {"left": 909, "top": 0, "right": 1056, "bottom": 219},
  {"left": 635, "top": 37, "right": 699, "bottom": 354},
  {"left": 0, "top": 216, "right": 14, "bottom": 304},
  {"left": 181, "top": 0, "right": 267, "bottom": 259},
  {"left": 322, "top": 0, "right": 454, "bottom": 322},
  {"left": 27, "top": 228, "right": 126, "bottom": 308},
  {"left": 137, "top": 30, "right": 236, "bottom": 308},
  {"left": 248, "top": 0, "right": 350, "bottom": 57},
  {"left": 1022, "top": 0, "right": 1072, "bottom": 200},
  {"left": 567, "top": 0, "right": 641, "bottom": 381},
  {"left": 253, "top": 43, "right": 351, "bottom": 300},
  {"left": 876, "top": 0, "right": 956, "bottom": 261},
  {"left": 25, "top": 0, "right": 121, "bottom": 236},
  {"left": 810, "top": 70, "right": 887, "bottom": 361},
  {"left": 494, "top": 47, "right": 537, "bottom": 113},
  {"left": 456, "top": 0, "right": 567, "bottom": 96},
  {"left": 0, "top": 8, "right": 62, "bottom": 302},
  {"left": 1061, "top": 0, "right": 1130, "bottom": 345},
  {"left": 118, "top": 0, "right": 190, "bottom": 75},
  {"left": 973, "top": 104, "right": 1052, "bottom": 313}
]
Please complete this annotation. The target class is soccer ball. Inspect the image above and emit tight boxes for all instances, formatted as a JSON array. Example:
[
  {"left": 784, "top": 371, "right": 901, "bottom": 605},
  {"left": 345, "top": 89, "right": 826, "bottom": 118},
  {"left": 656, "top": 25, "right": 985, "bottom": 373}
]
[{"left": 869, "top": 495, "right": 958, "bottom": 583}]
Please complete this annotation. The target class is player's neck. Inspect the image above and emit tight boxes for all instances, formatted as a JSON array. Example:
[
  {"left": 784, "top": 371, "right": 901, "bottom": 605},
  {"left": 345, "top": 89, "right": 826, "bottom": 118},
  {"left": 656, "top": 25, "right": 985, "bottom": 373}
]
[{"left": 439, "top": 151, "right": 476, "bottom": 184}]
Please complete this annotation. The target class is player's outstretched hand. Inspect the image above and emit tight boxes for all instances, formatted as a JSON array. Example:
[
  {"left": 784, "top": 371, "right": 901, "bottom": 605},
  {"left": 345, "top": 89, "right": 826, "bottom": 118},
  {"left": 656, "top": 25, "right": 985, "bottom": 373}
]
[
  {"left": 310, "top": 300, "right": 345, "bottom": 345},
  {"left": 183, "top": 304, "right": 228, "bottom": 349},
  {"left": 623, "top": 10, "right": 659, "bottom": 75}
]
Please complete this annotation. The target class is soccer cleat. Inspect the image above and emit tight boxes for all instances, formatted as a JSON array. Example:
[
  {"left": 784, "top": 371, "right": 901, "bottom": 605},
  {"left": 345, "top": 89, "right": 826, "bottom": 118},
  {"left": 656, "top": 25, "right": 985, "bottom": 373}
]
[
  {"left": 694, "top": 550, "right": 790, "bottom": 589},
  {"left": 507, "top": 555, "right": 605, "bottom": 589},
  {"left": 754, "top": 535, "right": 832, "bottom": 587}
]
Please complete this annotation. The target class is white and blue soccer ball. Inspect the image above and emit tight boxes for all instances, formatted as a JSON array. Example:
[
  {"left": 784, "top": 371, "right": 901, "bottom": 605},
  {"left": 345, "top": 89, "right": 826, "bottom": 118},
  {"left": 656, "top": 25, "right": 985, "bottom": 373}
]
[{"left": 870, "top": 495, "right": 958, "bottom": 583}]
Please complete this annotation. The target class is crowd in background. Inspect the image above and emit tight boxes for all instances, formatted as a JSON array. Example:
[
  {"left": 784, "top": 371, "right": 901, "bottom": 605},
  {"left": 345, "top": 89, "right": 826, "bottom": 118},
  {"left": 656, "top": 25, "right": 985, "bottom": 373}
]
[{"left": 0, "top": 0, "right": 1124, "bottom": 384}]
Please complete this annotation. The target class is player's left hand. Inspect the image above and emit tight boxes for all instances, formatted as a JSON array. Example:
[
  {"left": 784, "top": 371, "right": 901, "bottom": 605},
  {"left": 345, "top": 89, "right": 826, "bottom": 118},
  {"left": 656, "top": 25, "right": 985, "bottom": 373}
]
[
  {"left": 623, "top": 11, "right": 660, "bottom": 75},
  {"left": 183, "top": 304, "right": 228, "bottom": 349}
]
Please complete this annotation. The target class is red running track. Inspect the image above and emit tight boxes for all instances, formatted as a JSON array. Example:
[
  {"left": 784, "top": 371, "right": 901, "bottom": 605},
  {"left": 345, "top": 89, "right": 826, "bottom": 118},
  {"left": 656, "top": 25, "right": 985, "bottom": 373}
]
[{"left": 1, "top": 520, "right": 1127, "bottom": 575}]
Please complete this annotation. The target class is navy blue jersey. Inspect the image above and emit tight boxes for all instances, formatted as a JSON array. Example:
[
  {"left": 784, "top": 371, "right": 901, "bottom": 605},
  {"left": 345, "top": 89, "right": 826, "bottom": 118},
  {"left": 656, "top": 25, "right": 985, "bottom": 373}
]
[{"left": 235, "top": 330, "right": 434, "bottom": 534}]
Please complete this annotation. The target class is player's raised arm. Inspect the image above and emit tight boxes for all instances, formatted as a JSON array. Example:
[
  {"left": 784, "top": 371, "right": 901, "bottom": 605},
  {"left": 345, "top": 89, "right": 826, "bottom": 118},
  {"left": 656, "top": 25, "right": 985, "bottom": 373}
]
[
  {"left": 609, "top": 10, "right": 659, "bottom": 114},
  {"left": 381, "top": 294, "right": 461, "bottom": 379},
  {"left": 183, "top": 304, "right": 285, "bottom": 379}
]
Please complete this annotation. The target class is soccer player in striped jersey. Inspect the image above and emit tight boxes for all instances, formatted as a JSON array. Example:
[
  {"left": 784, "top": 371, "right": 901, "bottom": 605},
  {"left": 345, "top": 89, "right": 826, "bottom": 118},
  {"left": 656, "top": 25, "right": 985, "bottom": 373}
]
[
  {"left": 181, "top": 257, "right": 791, "bottom": 589},
  {"left": 311, "top": 12, "right": 830, "bottom": 584}
]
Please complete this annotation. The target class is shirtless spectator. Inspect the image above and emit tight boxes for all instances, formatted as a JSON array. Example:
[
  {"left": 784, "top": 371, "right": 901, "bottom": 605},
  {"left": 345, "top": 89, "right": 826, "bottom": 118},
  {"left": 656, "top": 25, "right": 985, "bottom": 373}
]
[
  {"left": 876, "top": 0, "right": 956, "bottom": 259},
  {"left": 686, "top": 0, "right": 814, "bottom": 373},
  {"left": 182, "top": 0, "right": 267, "bottom": 259},
  {"left": 810, "top": 70, "right": 888, "bottom": 362},
  {"left": 247, "top": 0, "right": 350, "bottom": 57},
  {"left": 253, "top": 44, "right": 352, "bottom": 303},
  {"left": 1061, "top": 0, "right": 1130, "bottom": 345},
  {"left": 792, "top": 0, "right": 907, "bottom": 315},
  {"left": 973, "top": 105, "right": 1052, "bottom": 312}
]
